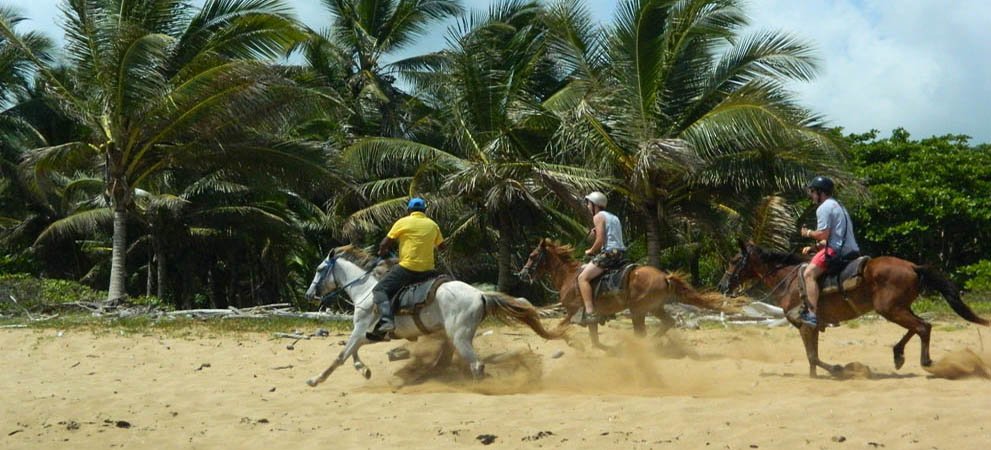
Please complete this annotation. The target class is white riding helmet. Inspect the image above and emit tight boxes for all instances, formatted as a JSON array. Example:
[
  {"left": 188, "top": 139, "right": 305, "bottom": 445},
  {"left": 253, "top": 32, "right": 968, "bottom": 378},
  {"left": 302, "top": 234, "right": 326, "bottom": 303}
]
[{"left": 584, "top": 191, "right": 607, "bottom": 208}]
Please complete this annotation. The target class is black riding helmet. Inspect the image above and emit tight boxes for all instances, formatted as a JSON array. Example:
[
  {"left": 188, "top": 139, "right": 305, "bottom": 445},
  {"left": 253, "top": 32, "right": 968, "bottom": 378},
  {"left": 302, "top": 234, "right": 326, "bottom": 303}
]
[{"left": 807, "top": 176, "right": 834, "bottom": 195}]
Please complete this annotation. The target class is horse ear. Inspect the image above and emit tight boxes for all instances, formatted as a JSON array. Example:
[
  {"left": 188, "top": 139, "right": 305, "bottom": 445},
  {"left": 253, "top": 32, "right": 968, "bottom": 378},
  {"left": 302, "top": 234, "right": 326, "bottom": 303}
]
[
  {"left": 539, "top": 238, "right": 546, "bottom": 247},
  {"left": 327, "top": 247, "right": 337, "bottom": 258}
]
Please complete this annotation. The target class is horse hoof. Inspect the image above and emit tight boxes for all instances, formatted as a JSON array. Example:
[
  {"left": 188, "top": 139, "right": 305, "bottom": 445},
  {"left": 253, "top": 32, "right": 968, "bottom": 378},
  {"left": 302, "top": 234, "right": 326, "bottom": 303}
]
[
  {"left": 362, "top": 368, "right": 372, "bottom": 379},
  {"left": 921, "top": 359, "right": 933, "bottom": 367},
  {"left": 306, "top": 378, "right": 319, "bottom": 387},
  {"left": 894, "top": 355, "right": 905, "bottom": 370}
]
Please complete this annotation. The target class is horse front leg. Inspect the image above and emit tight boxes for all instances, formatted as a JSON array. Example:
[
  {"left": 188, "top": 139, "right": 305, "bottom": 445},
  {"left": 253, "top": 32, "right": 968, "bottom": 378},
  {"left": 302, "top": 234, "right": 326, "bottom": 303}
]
[
  {"left": 308, "top": 319, "right": 373, "bottom": 387},
  {"left": 351, "top": 352, "right": 371, "bottom": 379},
  {"left": 588, "top": 322, "right": 610, "bottom": 351},
  {"left": 799, "top": 324, "right": 842, "bottom": 378}
]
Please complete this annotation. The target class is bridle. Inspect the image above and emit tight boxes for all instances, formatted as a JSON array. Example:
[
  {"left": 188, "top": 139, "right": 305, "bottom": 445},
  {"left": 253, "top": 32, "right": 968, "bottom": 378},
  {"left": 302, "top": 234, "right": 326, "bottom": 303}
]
[
  {"left": 313, "top": 255, "right": 380, "bottom": 308},
  {"left": 517, "top": 246, "right": 546, "bottom": 282},
  {"left": 723, "top": 245, "right": 754, "bottom": 293},
  {"left": 724, "top": 245, "right": 802, "bottom": 300}
]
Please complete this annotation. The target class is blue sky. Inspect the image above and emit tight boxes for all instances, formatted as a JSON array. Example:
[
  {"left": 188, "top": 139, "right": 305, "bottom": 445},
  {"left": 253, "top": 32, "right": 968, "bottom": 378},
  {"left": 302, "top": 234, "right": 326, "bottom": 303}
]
[{"left": 7, "top": 0, "right": 991, "bottom": 143}]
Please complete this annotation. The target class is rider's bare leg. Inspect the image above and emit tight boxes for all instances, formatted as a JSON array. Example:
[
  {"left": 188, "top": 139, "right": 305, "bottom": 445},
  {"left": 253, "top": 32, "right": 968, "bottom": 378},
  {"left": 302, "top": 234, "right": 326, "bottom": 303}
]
[
  {"left": 578, "top": 263, "right": 604, "bottom": 318},
  {"left": 803, "top": 264, "right": 824, "bottom": 314}
]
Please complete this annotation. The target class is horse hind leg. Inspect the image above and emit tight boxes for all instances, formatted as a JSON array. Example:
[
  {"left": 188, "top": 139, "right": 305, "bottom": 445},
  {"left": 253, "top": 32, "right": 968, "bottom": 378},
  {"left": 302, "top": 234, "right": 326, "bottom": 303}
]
[
  {"left": 881, "top": 308, "right": 933, "bottom": 368},
  {"left": 430, "top": 339, "right": 455, "bottom": 372},
  {"left": 446, "top": 309, "right": 485, "bottom": 380},
  {"left": 651, "top": 307, "right": 676, "bottom": 338},
  {"left": 632, "top": 313, "right": 647, "bottom": 337}
]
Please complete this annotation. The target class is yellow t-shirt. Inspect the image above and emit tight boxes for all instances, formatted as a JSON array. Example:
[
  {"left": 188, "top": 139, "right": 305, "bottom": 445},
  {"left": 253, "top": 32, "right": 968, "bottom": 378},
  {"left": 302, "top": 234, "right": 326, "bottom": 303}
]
[{"left": 387, "top": 212, "right": 443, "bottom": 272}]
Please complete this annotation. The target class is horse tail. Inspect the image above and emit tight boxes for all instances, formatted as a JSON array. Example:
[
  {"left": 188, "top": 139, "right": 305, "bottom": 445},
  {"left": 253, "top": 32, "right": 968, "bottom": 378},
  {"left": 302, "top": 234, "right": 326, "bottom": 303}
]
[
  {"left": 664, "top": 272, "right": 740, "bottom": 313},
  {"left": 482, "top": 292, "right": 566, "bottom": 340},
  {"left": 915, "top": 265, "right": 989, "bottom": 326}
]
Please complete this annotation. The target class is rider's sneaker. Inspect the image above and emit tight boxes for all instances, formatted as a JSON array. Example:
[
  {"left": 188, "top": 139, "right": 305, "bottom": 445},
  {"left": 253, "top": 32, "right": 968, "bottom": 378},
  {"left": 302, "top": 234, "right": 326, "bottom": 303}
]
[
  {"left": 365, "top": 320, "right": 395, "bottom": 342},
  {"left": 799, "top": 311, "right": 818, "bottom": 328}
]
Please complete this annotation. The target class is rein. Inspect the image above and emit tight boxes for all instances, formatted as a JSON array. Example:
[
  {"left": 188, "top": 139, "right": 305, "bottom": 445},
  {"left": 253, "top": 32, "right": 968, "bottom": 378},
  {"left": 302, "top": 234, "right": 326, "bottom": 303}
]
[
  {"left": 318, "top": 256, "right": 381, "bottom": 308},
  {"left": 753, "top": 265, "right": 803, "bottom": 304}
]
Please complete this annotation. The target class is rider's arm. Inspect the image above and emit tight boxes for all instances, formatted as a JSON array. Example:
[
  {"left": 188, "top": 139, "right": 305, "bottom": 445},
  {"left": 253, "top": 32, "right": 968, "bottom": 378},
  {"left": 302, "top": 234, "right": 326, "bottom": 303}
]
[
  {"left": 585, "top": 213, "right": 606, "bottom": 255},
  {"left": 378, "top": 236, "right": 396, "bottom": 257},
  {"left": 801, "top": 228, "right": 830, "bottom": 242}
]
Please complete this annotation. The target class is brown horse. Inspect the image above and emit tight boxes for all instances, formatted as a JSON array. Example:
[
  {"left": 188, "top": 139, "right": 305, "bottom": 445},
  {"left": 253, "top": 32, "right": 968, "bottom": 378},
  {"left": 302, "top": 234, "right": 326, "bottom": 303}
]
[
  {"left": 518, "top": 238, "right": 733, "bottom": 348},
  {"left": 718, "top": 240, "right": 989, "bottom": 377}
]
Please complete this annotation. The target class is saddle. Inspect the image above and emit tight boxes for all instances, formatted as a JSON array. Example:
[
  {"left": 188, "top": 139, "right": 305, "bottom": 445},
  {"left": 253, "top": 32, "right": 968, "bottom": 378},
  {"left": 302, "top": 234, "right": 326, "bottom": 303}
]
[
  {"left": 820, "top": 255, "right": 870, "bottom": 295},
  {"left": 591, "top": 264, "right": 638, "bottom": 299},
  {"left": 391, "top": 275, "right": 452, "bottom": 334}
]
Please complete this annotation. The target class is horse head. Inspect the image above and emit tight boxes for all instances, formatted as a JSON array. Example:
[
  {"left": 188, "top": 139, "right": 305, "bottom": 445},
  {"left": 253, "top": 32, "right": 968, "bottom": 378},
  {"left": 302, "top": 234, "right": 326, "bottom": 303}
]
[
  {"left": 517, "top": 238, "right": 552, "bottom": 283},
  {"left": 718, "top": 239, "right": 761, "bottom": 297},
  {"left": 305, "top": 248, "right": 340, "bottom": 300}
]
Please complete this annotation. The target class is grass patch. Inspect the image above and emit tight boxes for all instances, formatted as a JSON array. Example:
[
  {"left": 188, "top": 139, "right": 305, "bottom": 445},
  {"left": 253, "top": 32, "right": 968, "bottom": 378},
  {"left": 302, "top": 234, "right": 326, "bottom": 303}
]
[
  {"left": 0, "top": 313, "right": 353, "bottom": 337},
  {"left": 911, "top": 294, "right": 991, "bottom": 318}
]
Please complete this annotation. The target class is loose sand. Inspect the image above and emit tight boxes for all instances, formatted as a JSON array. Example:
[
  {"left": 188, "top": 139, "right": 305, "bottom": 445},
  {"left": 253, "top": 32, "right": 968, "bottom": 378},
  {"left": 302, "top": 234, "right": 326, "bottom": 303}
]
[{"left": 2, "top": 318, "right": 989, "bottom": 449}]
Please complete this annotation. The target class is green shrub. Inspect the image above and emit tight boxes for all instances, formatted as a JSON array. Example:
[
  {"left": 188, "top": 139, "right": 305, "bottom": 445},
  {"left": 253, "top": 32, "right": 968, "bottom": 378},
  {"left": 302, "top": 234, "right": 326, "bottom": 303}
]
[
  {"left": 0, "top": 274, "right": 104, "bottom": 314},
  {"left": 959, "top": 260, "right": 991, "bottom": 292}
]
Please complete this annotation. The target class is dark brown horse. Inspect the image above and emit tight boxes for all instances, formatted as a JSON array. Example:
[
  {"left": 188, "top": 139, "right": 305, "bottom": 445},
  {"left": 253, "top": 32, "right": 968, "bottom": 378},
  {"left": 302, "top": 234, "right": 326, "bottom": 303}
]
[
  {"left": 718, "top": 240, "right": 989, "bottom": 377},
  {"left": 518, "top": 238, "right": 733, "bottom": 348}
]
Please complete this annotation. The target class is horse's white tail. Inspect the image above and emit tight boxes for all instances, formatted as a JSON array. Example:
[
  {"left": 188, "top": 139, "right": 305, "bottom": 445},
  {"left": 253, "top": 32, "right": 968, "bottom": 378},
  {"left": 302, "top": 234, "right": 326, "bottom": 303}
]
[{"left": 482, "top": 293, "right": 566, "bottom": 340}]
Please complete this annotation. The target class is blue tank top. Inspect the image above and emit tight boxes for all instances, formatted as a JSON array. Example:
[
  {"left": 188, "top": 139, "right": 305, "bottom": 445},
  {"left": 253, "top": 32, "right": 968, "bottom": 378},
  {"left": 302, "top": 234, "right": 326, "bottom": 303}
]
[{"left": 598, "top": 211, "right": 626, "bottom": 252}]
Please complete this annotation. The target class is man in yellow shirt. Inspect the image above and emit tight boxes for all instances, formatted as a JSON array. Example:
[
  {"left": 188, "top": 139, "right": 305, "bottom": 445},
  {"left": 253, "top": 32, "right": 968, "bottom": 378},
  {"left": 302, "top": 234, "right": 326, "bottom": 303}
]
[{"left": 366, "top": 197, "right": 445, "bottom": 341}]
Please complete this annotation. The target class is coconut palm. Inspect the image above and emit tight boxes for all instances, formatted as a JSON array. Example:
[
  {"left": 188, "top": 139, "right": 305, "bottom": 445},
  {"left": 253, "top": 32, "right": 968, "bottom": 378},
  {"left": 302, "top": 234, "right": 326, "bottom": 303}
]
[
  {"left": 0, "top": 0, "right": 340, "bottom": 301},
  {"left": 307, "top": 0, "right": 464, "bottom": 137},
  {"left": 342, "top": 1, "right": 607, "bottom": 291},
  {"left": 547, "top": 0, "right": 847, "bottom": 267}
]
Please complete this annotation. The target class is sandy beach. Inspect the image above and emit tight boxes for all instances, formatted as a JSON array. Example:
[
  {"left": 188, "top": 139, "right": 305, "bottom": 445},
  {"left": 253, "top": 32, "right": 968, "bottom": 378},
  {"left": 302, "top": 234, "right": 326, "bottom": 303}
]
[{"left": 2, "top": 317, "right": 990, "bottom": 449}]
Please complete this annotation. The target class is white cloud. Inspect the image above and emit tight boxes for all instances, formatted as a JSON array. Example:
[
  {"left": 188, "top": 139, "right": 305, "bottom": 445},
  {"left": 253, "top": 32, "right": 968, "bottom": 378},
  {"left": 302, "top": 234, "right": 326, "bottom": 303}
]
[{"left": 745, "top": 0, "right": 991, "bottom": 142}]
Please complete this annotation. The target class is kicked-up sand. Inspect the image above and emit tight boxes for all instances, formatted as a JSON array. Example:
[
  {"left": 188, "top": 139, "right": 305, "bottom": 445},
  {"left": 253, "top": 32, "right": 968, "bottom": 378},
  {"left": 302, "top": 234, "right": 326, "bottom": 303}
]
[{"left": 2, "top": 317, "right": 990, "bottom": 449}]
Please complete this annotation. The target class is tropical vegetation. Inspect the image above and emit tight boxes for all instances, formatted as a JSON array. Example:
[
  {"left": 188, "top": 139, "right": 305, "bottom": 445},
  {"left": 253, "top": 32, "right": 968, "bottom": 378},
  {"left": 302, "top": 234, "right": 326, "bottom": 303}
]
[{"left": 2, "top": 0, "right": 988, "bottom": 309}]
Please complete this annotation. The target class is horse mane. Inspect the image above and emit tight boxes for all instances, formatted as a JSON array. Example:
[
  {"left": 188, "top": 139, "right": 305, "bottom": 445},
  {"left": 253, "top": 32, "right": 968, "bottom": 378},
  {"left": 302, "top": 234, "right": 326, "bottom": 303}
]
[
  {"left": 542, "top": 239, "right": 582, "bottom": 269},
  {"left": 334, "top": 245, "right": 386, "bottom": 271},
  {"left": 755, "top": 247, "right": 809, "bottom": 266}
]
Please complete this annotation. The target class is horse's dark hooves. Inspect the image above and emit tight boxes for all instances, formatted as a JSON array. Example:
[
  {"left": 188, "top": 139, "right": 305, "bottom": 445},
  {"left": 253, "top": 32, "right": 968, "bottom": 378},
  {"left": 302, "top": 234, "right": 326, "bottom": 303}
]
[{"left": 894, "top": 355, "right": 905, "bottom": 370}]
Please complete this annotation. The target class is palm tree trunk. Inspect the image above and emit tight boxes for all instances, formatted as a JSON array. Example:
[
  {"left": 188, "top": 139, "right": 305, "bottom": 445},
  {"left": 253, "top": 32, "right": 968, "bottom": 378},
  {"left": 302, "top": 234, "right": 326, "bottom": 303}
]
[
  {"left": 156, "top": 243, "right": 166, "bottom": 300},
  {"left": 108, "top": 208, "right": 128, "bottom": 301},
  {"left": 644, "top": 205, "right": 662, "bottom": 268},
  {"left": 496, "top": 218, "right": 516, "bottom": 293},
  {"left": 146, "top": 250, "right": 153, "bottom": 297}
]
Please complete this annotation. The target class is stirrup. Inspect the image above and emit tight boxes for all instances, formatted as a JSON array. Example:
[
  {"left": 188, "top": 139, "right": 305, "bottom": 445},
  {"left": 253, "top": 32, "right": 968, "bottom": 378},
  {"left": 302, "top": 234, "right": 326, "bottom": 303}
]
[{"left": 581, "top": 311, "right": 604, "bottom": 326}]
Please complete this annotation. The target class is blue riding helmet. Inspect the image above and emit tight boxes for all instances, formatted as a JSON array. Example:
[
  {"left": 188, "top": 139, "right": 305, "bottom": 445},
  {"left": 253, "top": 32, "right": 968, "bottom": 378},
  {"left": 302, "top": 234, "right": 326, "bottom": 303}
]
[{"left": 407, "top": 197, "right": 426, "bottom": 211}]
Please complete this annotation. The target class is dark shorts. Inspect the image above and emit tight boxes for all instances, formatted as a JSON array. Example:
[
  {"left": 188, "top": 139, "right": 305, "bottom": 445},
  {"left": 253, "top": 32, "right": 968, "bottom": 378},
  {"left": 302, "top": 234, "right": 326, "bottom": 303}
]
[{"left": 591, "top": 249, "right": 627, "bottom": 270}]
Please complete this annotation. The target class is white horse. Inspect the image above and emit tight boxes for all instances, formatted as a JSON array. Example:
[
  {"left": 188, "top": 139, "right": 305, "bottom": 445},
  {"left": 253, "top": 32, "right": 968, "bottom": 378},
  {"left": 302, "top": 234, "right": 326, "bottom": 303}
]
[{"left": 304, "top": 245, "right": 563, "bottom": 386}]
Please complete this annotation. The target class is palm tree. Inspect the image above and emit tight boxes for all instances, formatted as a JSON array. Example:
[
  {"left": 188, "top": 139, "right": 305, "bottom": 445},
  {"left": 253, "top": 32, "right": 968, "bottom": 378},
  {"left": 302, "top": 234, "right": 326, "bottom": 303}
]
[
  {"left": 344, "top": 0, "right": 605, "bottom": 291},
  {"left": 307, "top": 0, "right": 464, "bottom": 137},
  {"left": 547, "top": 0, "right": 846, "bottom": 267},
  {"left": 0, "top": 0, "right": 340, "bottom": 301},
  {"left": 0, "top": 6, "right": 52, "bottom": 108}
]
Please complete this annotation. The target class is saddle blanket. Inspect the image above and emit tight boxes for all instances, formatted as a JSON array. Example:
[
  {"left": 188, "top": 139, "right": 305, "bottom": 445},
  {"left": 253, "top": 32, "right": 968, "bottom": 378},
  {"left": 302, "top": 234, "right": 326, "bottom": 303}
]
[{"left": 393, "top": 275, "right": 452, "bottom": 314}]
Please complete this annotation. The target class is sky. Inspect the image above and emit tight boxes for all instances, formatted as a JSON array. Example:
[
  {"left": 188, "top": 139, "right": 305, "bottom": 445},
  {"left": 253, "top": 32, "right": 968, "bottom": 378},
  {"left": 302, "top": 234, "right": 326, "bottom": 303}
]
[{"left": 7, "top": 0, "right": 991, "bottom": 143}]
